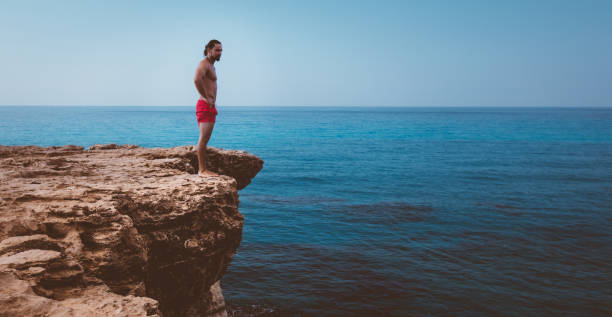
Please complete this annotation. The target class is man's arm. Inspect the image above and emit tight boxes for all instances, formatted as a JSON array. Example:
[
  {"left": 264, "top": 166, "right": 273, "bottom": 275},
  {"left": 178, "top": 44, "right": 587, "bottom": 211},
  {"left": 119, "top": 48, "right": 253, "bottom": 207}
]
[{"left": 193, "top": 61, "right": 209, "bottom": 102}]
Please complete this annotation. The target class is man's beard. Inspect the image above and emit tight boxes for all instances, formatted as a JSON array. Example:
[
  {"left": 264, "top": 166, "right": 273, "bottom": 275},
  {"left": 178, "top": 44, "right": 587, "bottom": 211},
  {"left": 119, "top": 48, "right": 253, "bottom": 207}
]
[{"left": 215, "top": 55, "right": 221, "bottom": 61}]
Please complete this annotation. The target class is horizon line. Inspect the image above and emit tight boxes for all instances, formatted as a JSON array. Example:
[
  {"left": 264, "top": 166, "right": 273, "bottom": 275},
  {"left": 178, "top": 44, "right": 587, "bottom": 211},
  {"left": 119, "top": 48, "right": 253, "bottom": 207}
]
[{"left": 1, "top": 105, "right": 611, "bottom": 108}]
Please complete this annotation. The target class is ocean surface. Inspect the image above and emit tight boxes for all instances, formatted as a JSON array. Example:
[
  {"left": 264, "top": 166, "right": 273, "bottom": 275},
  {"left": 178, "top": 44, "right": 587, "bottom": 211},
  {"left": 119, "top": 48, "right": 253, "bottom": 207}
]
[{"left": 1, "top": 106, "right": 611, "bottom": 316}]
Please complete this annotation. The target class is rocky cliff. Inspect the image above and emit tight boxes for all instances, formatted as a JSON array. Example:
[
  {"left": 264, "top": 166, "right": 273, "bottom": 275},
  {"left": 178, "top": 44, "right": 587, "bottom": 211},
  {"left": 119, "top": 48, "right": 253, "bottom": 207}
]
[{"left": 0, "top": 144, "right": 263, "bottom": 317}]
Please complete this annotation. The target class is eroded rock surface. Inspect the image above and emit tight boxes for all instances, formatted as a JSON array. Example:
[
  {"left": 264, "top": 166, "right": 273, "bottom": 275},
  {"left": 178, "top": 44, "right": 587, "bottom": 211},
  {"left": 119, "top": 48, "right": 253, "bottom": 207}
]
[{"left": 0, "top": 144, "right": 263, "bottom": 317}]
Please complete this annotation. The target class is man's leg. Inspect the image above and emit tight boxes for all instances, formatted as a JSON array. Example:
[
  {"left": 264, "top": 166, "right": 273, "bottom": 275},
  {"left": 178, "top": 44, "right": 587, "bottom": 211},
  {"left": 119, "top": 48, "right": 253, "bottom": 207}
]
[{"left": 196, "top": 121, "right": 218, "bottom": 177}]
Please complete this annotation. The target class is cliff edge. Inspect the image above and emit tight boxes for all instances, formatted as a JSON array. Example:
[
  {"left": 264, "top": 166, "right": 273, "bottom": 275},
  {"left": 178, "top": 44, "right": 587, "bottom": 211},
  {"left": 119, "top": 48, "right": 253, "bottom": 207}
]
[{"left": 0, "top": 144, "right": 263, "bottom": 317}]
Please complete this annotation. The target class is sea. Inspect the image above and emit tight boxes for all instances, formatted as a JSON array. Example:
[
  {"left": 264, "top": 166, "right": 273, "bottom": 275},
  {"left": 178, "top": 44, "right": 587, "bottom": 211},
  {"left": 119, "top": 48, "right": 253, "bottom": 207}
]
[{"left": 1, "top": 106, "right": 611, "bottom": 316}]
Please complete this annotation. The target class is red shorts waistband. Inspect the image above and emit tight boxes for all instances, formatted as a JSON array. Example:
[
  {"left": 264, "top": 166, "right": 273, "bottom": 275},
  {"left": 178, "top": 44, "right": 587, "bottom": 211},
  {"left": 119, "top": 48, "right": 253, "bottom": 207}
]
[{"left": 196, "top": 99, "right": 217, "bottom": 112}]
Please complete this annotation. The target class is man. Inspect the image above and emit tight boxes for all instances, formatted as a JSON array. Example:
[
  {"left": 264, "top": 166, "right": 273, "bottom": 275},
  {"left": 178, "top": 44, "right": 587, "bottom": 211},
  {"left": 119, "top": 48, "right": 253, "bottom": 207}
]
[{"left": 194, "top": 39, "right": 222, "bottom": 177}]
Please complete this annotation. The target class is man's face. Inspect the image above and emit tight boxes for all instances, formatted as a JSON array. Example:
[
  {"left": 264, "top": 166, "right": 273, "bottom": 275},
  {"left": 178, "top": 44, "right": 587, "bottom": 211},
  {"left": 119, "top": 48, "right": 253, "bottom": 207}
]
[{"left": 212, "top": 44, "right": 222, "bottom": 61}]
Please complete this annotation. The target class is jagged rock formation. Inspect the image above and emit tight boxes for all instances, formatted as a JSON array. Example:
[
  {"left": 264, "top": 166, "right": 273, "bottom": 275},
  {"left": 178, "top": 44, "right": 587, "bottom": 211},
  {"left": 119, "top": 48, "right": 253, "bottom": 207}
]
[{"left": 0, "top": 144, "right": 263, "bottom": 317}]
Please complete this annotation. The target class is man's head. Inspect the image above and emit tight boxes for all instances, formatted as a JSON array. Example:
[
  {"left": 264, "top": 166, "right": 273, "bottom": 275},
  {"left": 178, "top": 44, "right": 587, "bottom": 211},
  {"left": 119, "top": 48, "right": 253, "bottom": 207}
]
[{"left": 204, "top": 39, "right": 222, "bottom": 61}]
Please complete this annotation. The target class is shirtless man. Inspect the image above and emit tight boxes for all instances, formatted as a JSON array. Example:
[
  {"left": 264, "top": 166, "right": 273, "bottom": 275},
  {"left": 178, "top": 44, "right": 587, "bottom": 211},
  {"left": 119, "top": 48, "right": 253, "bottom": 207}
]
[{"left": 193, "top": 39, "right": 222, "bottom": 177}]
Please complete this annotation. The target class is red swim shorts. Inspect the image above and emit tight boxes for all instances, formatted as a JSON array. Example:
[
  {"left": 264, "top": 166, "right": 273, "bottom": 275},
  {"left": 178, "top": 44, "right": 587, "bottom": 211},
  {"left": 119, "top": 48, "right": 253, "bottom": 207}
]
[{"left": 196, "top": 99, "right": 218, "bottom": 123}]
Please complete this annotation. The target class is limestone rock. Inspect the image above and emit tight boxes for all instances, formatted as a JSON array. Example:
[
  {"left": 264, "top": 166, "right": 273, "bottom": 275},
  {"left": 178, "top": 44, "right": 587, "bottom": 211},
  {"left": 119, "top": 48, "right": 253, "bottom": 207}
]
[
  {"left": 0, "top": 144, "right": 263, "bottom": 317},
  {"left": 0, "top": 271, "right": 160, "bottom": 317}
]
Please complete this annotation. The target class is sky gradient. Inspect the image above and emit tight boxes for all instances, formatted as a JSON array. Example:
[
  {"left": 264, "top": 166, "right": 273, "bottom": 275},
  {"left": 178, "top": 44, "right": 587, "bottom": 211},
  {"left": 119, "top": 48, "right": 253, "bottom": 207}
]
[{"left": 1, "top": 0, "right": 611, "bottom": 107}]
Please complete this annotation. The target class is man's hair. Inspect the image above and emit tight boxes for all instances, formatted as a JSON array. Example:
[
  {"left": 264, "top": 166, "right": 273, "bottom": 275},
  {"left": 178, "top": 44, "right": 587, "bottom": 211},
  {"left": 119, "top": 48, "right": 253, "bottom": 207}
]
[{"left": 204, "top": 39, "right": 221, "bottom": 57}]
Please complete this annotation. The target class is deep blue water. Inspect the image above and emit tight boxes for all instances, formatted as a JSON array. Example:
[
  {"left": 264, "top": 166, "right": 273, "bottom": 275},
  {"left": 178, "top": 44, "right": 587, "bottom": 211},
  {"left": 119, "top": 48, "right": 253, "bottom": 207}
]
[{"left": 1, "top": 106, "right": 611, "bottom": 316}]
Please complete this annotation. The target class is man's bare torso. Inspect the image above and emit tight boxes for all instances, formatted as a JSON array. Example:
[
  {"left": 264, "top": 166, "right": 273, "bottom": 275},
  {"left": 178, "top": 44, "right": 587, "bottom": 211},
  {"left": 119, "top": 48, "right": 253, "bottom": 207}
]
[{"left": 194, "top": 58, "right": 217, "bottom": 107}]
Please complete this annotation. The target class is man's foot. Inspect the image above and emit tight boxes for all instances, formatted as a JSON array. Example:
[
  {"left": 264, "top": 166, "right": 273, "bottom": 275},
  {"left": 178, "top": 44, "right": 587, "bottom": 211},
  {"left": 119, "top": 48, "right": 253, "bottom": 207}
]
[{"left": 198, "top": 170, "right": 219, "bottom": 177}]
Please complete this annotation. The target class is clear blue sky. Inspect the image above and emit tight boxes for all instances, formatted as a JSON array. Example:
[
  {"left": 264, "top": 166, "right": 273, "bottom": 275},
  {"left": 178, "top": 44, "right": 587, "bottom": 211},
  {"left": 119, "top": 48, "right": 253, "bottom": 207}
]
[{"left": 1, "top": 0, "right": 611, "bottom": 107}]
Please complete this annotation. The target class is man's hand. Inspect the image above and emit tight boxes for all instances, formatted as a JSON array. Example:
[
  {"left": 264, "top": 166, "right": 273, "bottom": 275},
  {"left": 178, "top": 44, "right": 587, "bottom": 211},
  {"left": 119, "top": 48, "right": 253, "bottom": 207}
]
[{"left": 201, "top": 98, "right": 214, "bottom": 108}]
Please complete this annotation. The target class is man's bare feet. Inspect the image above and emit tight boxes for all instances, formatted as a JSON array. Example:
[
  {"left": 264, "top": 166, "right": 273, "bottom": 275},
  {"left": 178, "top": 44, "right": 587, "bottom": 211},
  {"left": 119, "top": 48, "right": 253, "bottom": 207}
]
[{"left": 198, "top": 170, "right": 219, "bottom": 177}]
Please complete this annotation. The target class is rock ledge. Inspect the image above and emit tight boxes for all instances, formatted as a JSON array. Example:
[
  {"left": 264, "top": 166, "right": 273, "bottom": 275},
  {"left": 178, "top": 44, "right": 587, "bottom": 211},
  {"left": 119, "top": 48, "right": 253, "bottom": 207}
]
[{"left": 0, "top": 144, "right": 263, "bottom": 317}]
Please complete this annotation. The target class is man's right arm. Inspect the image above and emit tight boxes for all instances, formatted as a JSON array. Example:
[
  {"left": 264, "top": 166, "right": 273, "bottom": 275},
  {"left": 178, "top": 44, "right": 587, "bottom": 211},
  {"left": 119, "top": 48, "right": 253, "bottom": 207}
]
[{"left": 194, "top": 61, "right": 208, "bottom": 102}]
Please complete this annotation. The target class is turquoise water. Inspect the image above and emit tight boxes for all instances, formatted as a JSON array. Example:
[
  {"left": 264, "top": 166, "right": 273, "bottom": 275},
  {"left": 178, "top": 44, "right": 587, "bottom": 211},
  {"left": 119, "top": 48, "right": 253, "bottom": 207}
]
[{"left": 1, "top": 106, "right": 611, "bottom": 316}]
